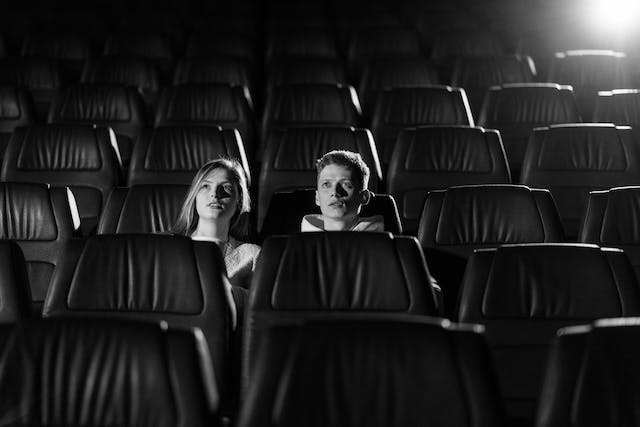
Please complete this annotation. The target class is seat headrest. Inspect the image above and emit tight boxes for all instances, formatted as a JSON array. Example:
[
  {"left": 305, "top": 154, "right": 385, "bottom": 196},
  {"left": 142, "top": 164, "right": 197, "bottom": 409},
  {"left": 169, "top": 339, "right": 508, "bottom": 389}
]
[
  {"left": 0, "top": 58, "right": 60, "bottom": 89},
  {"left": 0, "top": 182, "right": 58, "bottom": 240},
  {"left": 271, "top": 84, "right": 357, "bottom": 124},
  {"left": 14, "top": 125, "right": 103, "bottom": 170},
  {"left": 600, "top": 188, "right": 640, "bottom": 244},
  {"left": 262, "top": 233, "right": 415, "bottom": 311},
  {"left": 105, "top": 34, "right": 173, "bottom": 60},
  {"left": 435, "top": 186, "right": 546, "bottom": 244},
  {"left": 0, "top": 85, "right": 31, "bottom": 120},
  {"left": 380, "top": 86, "right": 471, "bottom": 126},
  {"left": 482, "top": 245, "right": 625, "bottom": 318},
  {"left": 0, "top": 241, "right": 31, "bottom": 323},
  {"left": 83, "top": 57, "right": 159, "bottom": 92},
  {"left": 486, "top": 84, "right": 577, "bottom": 123},
  {"left": 54, "top": 84, "right": 134, "bottom": 122},
  {"left": 161, "top": 84, "right": 240, "bottom": 122},
  {"left": 534, "top": 124, "right": 628, "bottom": 171},
  {"left": 551, "top": 51, "right": 628, "bottom": 86},
  {"left": 66, "top": 234, "right": 205, "bottom": 312},
  {"left": 402, "top": 126, "right": 494, "bottom": 172}
]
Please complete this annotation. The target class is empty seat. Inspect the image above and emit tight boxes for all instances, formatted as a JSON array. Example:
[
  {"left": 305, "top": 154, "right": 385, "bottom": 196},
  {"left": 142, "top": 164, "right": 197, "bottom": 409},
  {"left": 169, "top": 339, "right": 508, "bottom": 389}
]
[
  {"left": 103, "top": 33, "right": 175, "bottom": 81},
  {"left": 261, "top": 83, "right": 361, "bottom": 147},
  {"left": 0, "top": 58, "right": 62, "bottom": 121},
  {"left": 261, "top": 189, "right": 402, "bottom": 238},
  {"left": 2, "top": 124, "right": 122, "bottom": 235},
  {"left": 47, "top": 84, "right": 147, "bottom": 168},
  {"left": 0, "top": 182, "right": 79, "bottom": 307},
  {"left": 0, "top": 241, "right": 31, "bottom": 323},
  {"left": 521, "top": 124, "right": 640, "bottom": 239},
  {"left": 477, "top": 83, "right": 581, "bottom": 177},
  {"left": 388, "top": 126, "right": 511, "bottom": 234},
  {"left": 430, "top": 30, "right": 505, "bottom": 70},
  {"left": 450, "top": 55, "right": 536, "bottom": 117},
  {"left": 460, "top": 244, "right": 640, "bottom": 425},
  {"left": 0, "top": 319, "right": 220, "bottom": 427},
  {"left": 266, "top": 29, "right": 339, "bottom": 61},
  {"left": 594, "top": 89, "right": 640, "bottom": 126},
  {"left": 154, "top": 84, "right": 256, "bottom": 162},
  {"left": 266, "top": 58, "right": 347, "bottom": 93},
  {"left": 43, "top": 233, "right": 234, "bottom": 404},
  {"left": 258, "top": 126, "right": 381, "bottom": 231},
  {"left": 97, "top": 184, "right": 188, "bottom": 234},
  {"left": 238, "top": 316, "right": 505, "bottom": 427},
  {"left": 536, "top": 318, "right": 640, "bottom": 427},
  {"left": 371, "top": 86, "right": 474, "bottom": 168},
  {"left": 173, "top": 57, "right": 255, "bottom": 100},
  {"left": 185, "top": 33, "right": 258, "bottom": 65},
  {"left": 418, "top": 184, "right": 564, "bottom": 315},
  {"left": 20, "top": 33, "right": 91, "bottom": 81},
  {"left": 358, "top": 58, "right": 440, "bottom": 116},
  {"left": 580, "top": 186, "right": 640, "bottom": 282},
  {"left": 0, "top": 85, "right": 36, "bottom": 162},
  {"left": 244, "top": 232, "right": 440, "bottom": 387},
  {"left": 129, "top": 126, "right": 248, "bottom": 186},
  {"left": 548, "top": 50, "right": 631, "bottom": 121}
]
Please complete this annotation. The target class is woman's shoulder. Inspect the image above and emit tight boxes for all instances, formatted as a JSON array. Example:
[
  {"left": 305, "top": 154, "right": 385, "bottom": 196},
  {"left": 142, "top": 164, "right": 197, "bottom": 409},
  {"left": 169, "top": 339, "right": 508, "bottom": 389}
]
[{"left": 228, "top": 236, "right": 261, "bottom": 255}]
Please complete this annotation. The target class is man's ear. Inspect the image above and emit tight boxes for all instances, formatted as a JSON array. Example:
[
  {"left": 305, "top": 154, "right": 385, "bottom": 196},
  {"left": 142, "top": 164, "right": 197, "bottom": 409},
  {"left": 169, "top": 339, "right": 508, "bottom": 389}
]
[
  {"left": 315, "top": 190, "right": 320, "bottom": 207},
  {"left": 359, "top": 189, "right": 372, "bottom": 205}
]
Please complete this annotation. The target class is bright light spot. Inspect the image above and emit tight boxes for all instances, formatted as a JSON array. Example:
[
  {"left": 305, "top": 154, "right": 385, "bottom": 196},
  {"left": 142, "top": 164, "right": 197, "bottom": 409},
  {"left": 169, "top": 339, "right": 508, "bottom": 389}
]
[{"left": 586, "top": 0, "right": 640, "bottom": 33}]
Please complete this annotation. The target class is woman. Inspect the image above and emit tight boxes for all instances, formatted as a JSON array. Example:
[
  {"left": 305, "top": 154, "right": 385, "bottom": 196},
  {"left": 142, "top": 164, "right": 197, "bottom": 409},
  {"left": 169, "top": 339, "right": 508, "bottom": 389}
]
[{"left": 173, "top": 158, "right": 260, "bottom": 290}]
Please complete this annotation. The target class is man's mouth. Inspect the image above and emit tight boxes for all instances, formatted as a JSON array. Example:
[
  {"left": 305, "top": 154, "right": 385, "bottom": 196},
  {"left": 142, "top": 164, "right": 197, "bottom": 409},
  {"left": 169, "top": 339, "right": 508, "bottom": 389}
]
[{"left": 329, "top": 201, "right": 344, "bottom": 207}]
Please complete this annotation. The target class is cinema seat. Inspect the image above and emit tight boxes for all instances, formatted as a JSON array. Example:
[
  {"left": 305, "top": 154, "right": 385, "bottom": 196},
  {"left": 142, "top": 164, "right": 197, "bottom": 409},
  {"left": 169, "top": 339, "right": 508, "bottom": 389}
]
[{"left": 0, "top": 241, "right": 31, "bottom": 323}]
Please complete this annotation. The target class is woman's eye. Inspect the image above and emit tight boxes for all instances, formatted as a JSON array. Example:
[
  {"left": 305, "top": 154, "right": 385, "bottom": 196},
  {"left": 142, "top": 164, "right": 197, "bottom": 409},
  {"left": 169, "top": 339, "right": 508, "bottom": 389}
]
[
  {"left": 223, "top": 185, "right": 234, "bottom": 193},
  {"left": 321, "top": 182, "right": 331, "bottom": 188}
]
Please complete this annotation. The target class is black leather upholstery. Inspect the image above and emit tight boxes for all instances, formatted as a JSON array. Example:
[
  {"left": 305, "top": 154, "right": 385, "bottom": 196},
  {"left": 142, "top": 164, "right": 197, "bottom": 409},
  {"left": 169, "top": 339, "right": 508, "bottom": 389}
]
[
  {"left": 128, "top": 126, "right": 248, "bottom": 186},
  {"left": 0, "top": 318, "right": 221, "bottom": 427},
  {"left": 2, "top": 124, "right": 122, "bottom": 235},
  {"left": 580, "top": 187, "right": 640, "bottom": 283},
  {"left": 430, "top": 30, "right": 505, "bottom": 69},
  {"left": 418, "top": 184, "right": 564, "bottom": 317},
  {"left": 258, "top": 126, "right": 381, "bottom": 231},
  {"left": 81, "top": 56, "right": 160, "bottom": 97},
  {"left": 521, "top": 124, "right": 640, "bottom": 239},
  {"left": 371, "top": 86, "right": 474, "bottom": 168},
  {"left": 358, "top": 58, "right": 440, "bottom": 116},
  {"left": 0, "top": 85, "right": 36, "bottom": 163},
  {"left": 261, "top": 189, "right": 402, "bottom": 238},
  {"left": 548, "top": 50, "right": 630, "bottom": 121},
  {"left": 450, "top": 55, "right": 535, "bottom": 117},
  {"left": 104, "top": 33, "right": 175, "bottom": 62},
  {"left": 267, "top": 29, "right": 339, "bottom": 61},
  {"left": 266, "top": 58, "right": 347, "bottom": 93},
  {"left": 536, "top": 318, "right": 640, "bottom": 427},
  {"left": 154, "top": 84, "right": 255, "bottom": 162},
  {"left": 238, "top": 316, "right": 505, "bottom": 427},
  {"left": 244, "top": 232, "right": 439, "bottom": 388},
  {"left": 459, "top": 244, "right": 640, "bottom": 425},
  {"left": 0, "top": 241, "right": 31, "bottom": 323},
  {"left": 97, "top": 184, "right": 188, "bottom": 234},
  {"left": 477, "top": 83, "right": 581, "bottom": 177},
  {"left": 20, "top": 33, "right": 91, "bottom": 80},
  {"left": 173, "top": 57, "right": 255, "bottom": 99},
  {"left": 42, "top": 234, "right": 233, "bottom": 402},
  {"left": 47, "top": 84, "right": 147, "bottom": 167},
  {"left": 0, "top": 182, "right": 78, "bottom": 305},
  {"left": 261, "top": 83, "right": 362, "bottom": 146},
  {"left": 186, "top": 33, "right": 258, "bottom": 65},
  {"left": 388, "top": 125, "right": 511, "bottom": 234},
  {"left": 594, "top": 89, "right": 640, "bottom": 126}
]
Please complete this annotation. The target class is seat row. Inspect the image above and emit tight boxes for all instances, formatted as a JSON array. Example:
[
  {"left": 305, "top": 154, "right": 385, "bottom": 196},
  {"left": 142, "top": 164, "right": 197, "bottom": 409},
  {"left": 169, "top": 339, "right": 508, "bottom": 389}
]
[{"left": 1, "top": 232, "right": 640, "bottom": 426}]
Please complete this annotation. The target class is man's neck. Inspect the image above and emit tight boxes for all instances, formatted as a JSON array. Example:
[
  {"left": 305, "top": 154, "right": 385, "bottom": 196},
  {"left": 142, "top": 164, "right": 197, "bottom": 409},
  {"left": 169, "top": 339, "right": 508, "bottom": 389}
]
[{"left": 323, "top": 216, "right": 359, "bottom": 231}]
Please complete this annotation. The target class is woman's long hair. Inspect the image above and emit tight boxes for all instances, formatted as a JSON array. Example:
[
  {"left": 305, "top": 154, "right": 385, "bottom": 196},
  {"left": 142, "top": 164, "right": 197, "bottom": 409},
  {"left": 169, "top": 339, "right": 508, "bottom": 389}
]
[{"left": 171, "top": 158, "right": 251, "bottom": 236}]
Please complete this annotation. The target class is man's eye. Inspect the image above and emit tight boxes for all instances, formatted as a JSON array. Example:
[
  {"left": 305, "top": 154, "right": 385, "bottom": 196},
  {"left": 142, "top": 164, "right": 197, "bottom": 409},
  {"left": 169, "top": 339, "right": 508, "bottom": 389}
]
[{"left": 321, "top": 182, "right": 331, "bottom": 188}]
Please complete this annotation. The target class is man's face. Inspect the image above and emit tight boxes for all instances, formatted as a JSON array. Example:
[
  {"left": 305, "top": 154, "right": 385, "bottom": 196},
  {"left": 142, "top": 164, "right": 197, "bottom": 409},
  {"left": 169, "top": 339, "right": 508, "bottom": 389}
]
[{"left": 315, "top": 164, "right": 364, "bottom": 222}]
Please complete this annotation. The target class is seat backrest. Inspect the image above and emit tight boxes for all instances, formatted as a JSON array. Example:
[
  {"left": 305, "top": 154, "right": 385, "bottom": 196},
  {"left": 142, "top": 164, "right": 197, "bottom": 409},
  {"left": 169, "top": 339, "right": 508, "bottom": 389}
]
[
  {"left": 258, "top": 126, "right": 381, "bottom": 231},
  {"left": 47, "top": 84, "right": 147, "bottom": 166},
  {"left": 459, "top": 244, "right": 640, "bottom": 425},
  {"left": 0, "top": 182, "right": 79, "bottom": 305},
  {"left": 244, "top": 232, "right": 439, "bottom": 386},
  {"left": 2, "top": 124, "right": 122, "bottom": 235},
  {"left": 173, "top": 57, "right": 255, "bottom": 97},
  {"left": 128, "top": 126, "right": 248, "bottom": 186},
  {"left": 81, "top": 56, "right": 160, "bottom": 95},
  {"left": 266, "top": 58, "right": 347, "bottom": 92},
  {"left": 430, "top": 30, "right": 505, "bottom": 66},
  {"left": 0, "top": 85, "right": 36, "bottom": 163},
  {"left": 580, "top": 187, "right": 640, "bottom": 283},
  {"left": 20, "top": 33, "right": 91, "bottom": 80},
  {"left": 522, "top": 124, "right": 640, "bottom": 239},
  {"left": 594, "top": 89, "right": 640, "bottom": 126},
  {"left": 477, "top": 83, "right": 581, "bottom": 177},
  {"left": 154, "top": 84, "right": 255, "bottom": 162},
  {"left": 371, "top": 85, "right": 474, "bottom": 167},
  {"left": 42, "top": 234, "right": 233, "bottom": 401},
  {"left": 238, "top": 316, "right": 504, "bottom": 427},
  {"left": 0, "top": 241, "right": 31, "bottom": 323},
  {"left": 536, "top": 318, "right": 640, "bottom": 427},
  {"left": 266, "top": 29, "right": 338, "bottom": 61},
  {"left": 97, "top": 184, "right": 188, "bottom": 234},
  {"left": 0, "top": 318, "right": 220, "bottom": 427},
  {"left": 261, "top": 83, "right": 361, "bottom": 146},
  {"left": 388, "top": 125, "right": 511, "bottom": 234},
  {"left": 104, "top": 33, "right": 174, "bottom": 62},
  {"left": 358, "top": 58, "right": 440, "bottom": 116},
  {"left": 261, "top": 189, "right": 402, "bottom": 238},
  {"left": 185, "top": 33, "right": 258, "bottom": 65}
]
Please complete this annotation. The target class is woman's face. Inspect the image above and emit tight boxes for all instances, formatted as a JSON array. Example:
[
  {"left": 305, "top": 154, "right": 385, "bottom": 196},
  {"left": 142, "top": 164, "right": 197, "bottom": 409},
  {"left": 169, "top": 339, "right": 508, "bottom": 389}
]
[{"left": 194, "top": 168, "right": 239, "bottom": 224}]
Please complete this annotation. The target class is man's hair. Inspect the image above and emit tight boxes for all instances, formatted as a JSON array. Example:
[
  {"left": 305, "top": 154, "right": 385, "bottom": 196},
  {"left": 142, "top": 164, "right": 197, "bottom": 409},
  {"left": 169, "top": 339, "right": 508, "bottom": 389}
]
[{"left": 315, "top": 150, "right": 370, "bottom": 190}]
